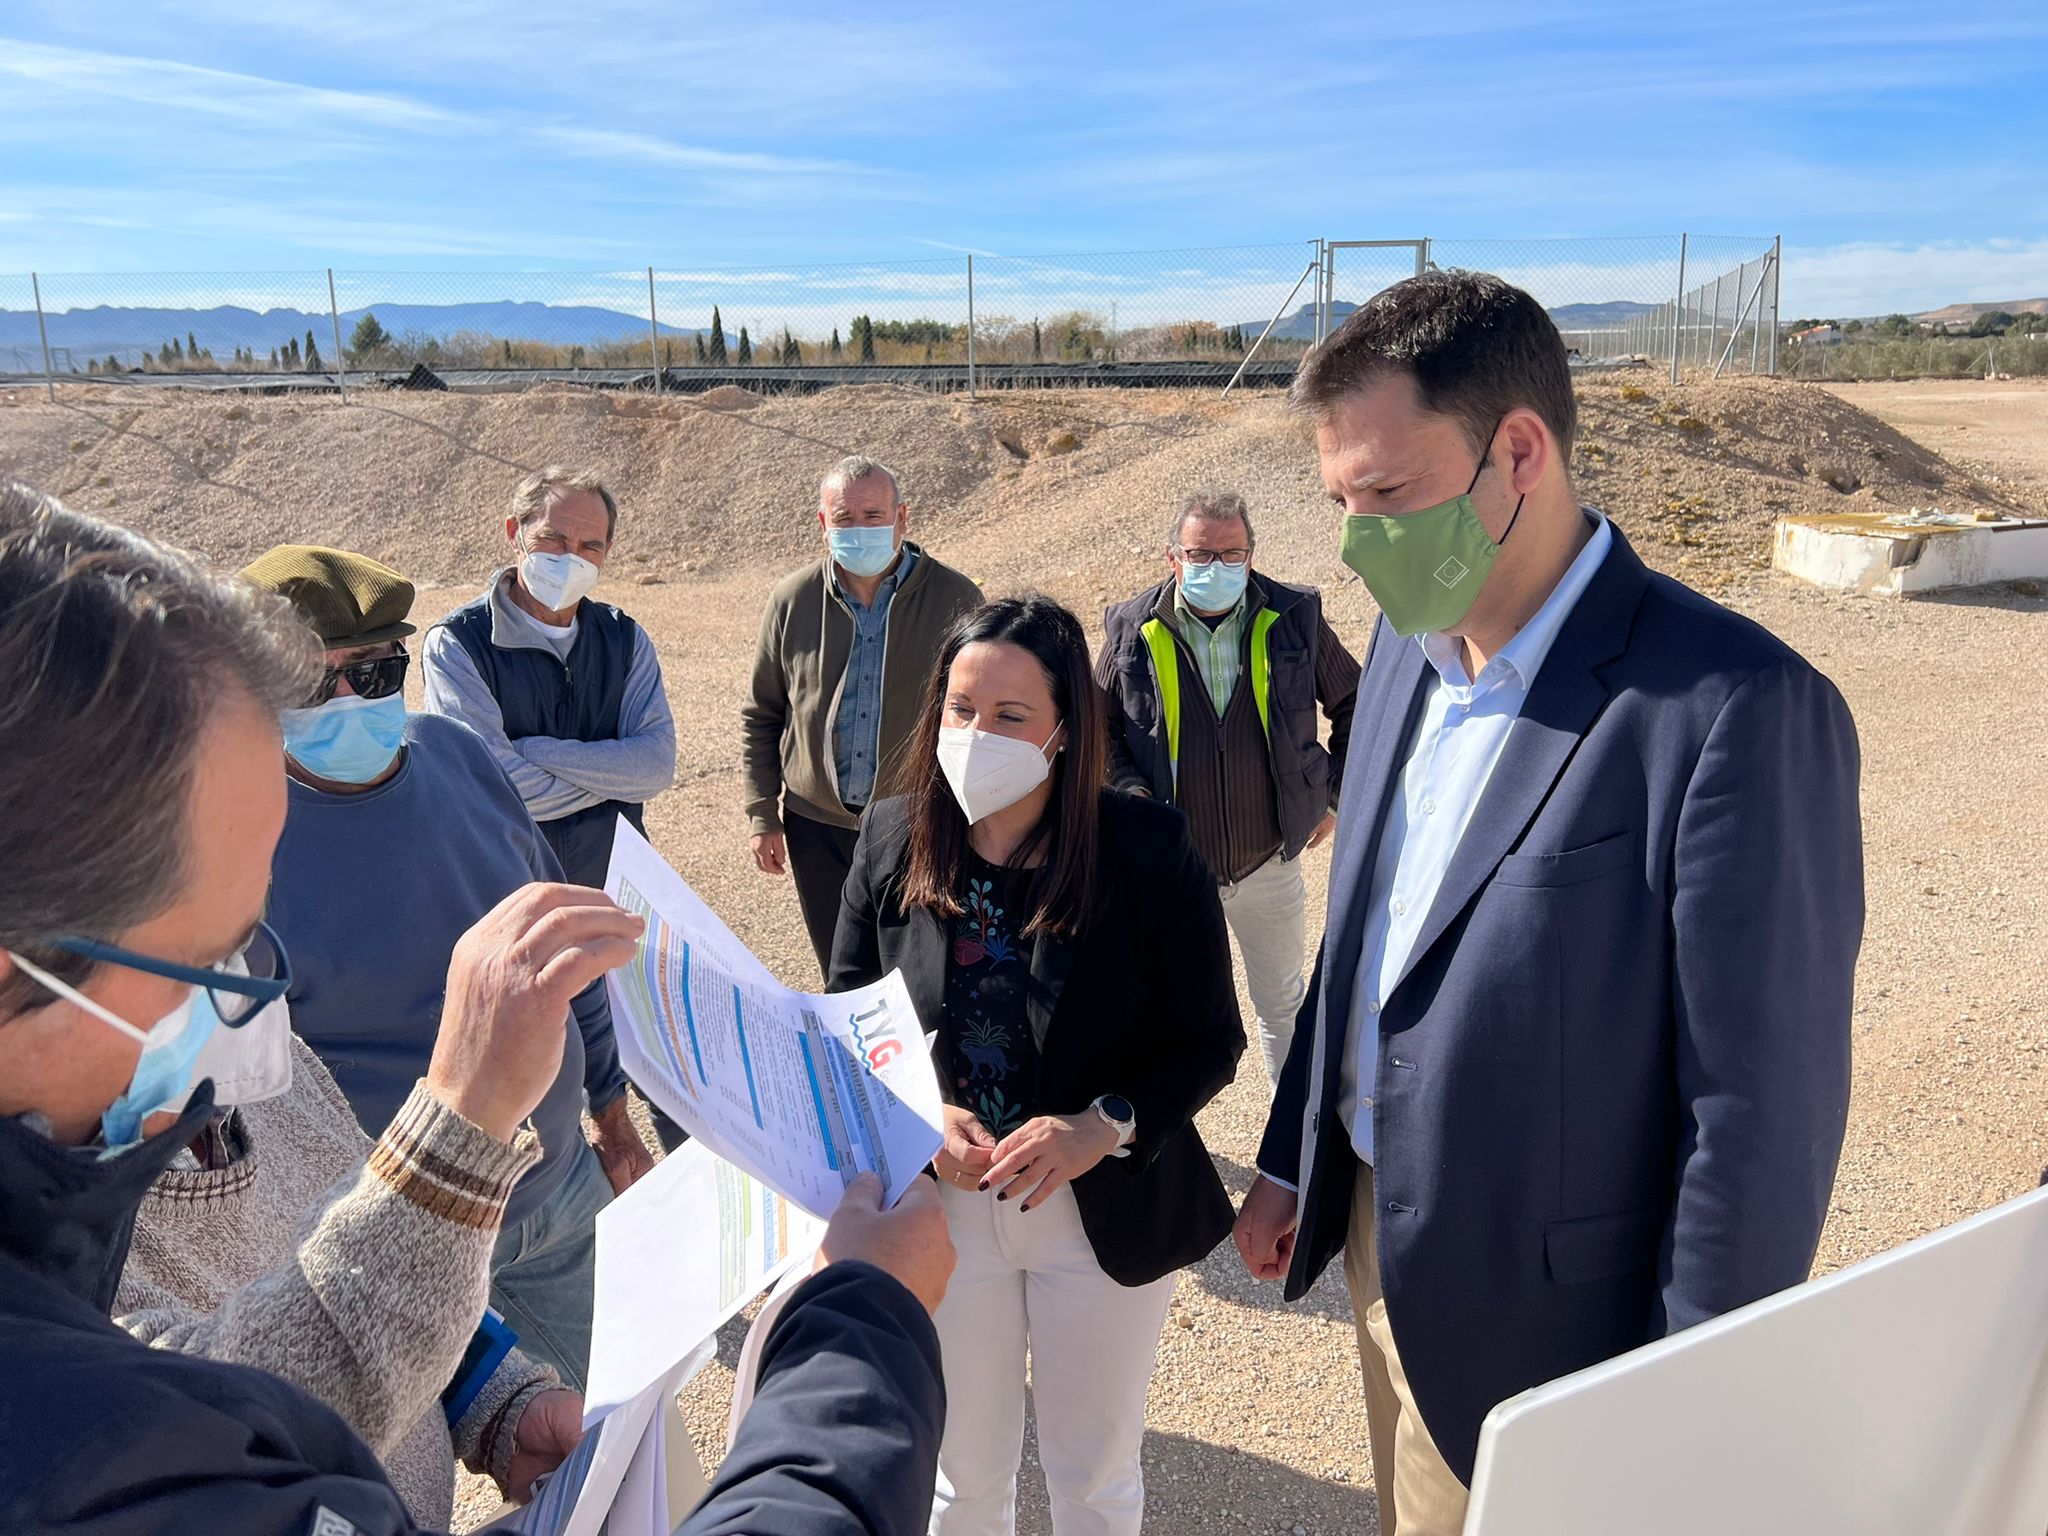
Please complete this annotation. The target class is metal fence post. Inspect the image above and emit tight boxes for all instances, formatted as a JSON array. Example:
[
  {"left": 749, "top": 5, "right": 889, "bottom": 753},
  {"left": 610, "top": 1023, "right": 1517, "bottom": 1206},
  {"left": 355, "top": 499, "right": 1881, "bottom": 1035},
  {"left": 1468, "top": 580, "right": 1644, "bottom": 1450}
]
[
  {"left": 1316, "top": 240, "right": 1331, "bottom": 344},
  {"left": 646, "top": 267, "right": 663, "bottom": 394},
  {"left": 1768, "top": 236, "right": 1781, "bottom": 375},
  {"left": 1711, "top": 271, "right": 1724, "bottom": 369},
  {"left": 1751, "top": 260, "right": 1763, "bottom": 375},
  {"left": 966, "top": 255, "right": 976, "bottom": 399},
  {"left": 327, "top": 269, "right": 349, "bottom": 404},
  {"left": 30, "top": 273, "right": 55, "bottom": 402},
  {"left": 1225, "top": 257, "right": 1319, "bottom": 395},
  {"left": 1670, "top": 234, "right": 1688, "bottom": 384}
]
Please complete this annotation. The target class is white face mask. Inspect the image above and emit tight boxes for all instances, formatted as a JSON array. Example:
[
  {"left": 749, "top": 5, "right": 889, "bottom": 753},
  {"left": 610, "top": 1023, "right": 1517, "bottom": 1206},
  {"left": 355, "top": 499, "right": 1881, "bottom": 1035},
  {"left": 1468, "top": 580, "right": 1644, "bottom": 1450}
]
[
  {"left": 936, "top": 721, "right": 1061, "bottom": 824},
  {"left": 183, "top": 993, "right": 294, "bottom": 1109},
  {"left": 520, "top": 549, "right": 600, "bottom": 612}
]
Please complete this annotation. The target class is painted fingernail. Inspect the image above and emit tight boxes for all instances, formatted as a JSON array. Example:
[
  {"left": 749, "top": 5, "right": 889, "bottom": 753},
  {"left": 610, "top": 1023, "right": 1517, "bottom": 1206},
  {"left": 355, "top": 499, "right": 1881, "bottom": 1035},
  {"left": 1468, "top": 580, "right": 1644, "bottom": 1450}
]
[
  {"left": 996, "top": 1191, "right": 1008, "bottom": 1201},
  {"left": 977, "top": 1180, "right": 989, "bottom": 1192},
  {"left": 1020, "top": 1203, "right": 1032, "bottom": 1213}
]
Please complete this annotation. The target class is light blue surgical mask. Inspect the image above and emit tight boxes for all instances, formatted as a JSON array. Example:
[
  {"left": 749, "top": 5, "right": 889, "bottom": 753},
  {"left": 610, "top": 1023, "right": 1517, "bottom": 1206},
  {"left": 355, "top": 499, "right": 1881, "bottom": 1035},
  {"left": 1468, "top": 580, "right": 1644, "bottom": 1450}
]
[
  {"left": 828, "top": 525, "right": 900, "bottom": 579},
  {"left": 1179, "top": 558, "right": 1248, "bottom": 612},
  {"left": 3, "top": 949, "right": 216, "bottom": 1156},
  {"left": 281, "top": 693, "right": 407, "bottom": 784}
]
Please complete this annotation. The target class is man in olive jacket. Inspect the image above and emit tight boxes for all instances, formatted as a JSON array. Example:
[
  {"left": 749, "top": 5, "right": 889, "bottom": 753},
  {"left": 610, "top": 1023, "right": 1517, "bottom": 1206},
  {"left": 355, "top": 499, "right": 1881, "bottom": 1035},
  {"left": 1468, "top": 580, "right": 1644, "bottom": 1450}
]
[{"left": 742, "top": 455, "right": 982, "bottom": 975}]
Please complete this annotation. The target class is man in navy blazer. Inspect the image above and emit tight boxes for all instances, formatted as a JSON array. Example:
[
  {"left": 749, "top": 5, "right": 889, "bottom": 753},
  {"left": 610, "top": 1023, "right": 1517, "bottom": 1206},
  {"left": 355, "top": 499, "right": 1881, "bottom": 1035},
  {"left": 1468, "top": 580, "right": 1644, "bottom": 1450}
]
[{"left": 1232, "top": 271, "right": 1863, "bottom": 1536}]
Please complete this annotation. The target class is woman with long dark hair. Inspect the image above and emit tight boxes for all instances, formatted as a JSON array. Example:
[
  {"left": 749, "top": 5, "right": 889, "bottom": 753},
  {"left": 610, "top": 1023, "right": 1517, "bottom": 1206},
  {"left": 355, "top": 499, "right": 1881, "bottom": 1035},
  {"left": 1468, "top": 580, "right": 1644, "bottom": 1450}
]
[{"left": 830, "top": 594, "right": 1244, "bottom": 1536}]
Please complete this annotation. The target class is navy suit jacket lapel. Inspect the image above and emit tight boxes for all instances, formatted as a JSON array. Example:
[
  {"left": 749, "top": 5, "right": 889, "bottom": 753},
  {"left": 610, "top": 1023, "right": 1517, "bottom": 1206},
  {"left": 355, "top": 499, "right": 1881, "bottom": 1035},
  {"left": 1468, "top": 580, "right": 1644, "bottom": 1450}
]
[
  {"left": 1401, "top": 527, "right": 1648, "bottom": 983},
  {"left": 1321, "top": 617, "right": 1430, "bottom": 1058}
]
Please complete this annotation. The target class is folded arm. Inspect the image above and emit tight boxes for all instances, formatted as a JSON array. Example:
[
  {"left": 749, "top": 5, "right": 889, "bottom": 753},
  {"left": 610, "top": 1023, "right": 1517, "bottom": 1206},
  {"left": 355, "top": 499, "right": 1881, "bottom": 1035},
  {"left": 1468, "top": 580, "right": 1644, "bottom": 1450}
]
[
  {"left": 515, "top": 629, "right": 678, "bottom": 804},
  {"left": 421, "top": 627, "right": 599, "bottom": 822}
]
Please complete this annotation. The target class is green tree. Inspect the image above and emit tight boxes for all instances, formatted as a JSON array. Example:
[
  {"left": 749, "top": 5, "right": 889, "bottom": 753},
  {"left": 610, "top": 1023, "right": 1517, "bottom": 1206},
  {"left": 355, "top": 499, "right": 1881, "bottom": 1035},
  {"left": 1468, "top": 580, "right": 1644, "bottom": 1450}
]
[
  {"left": 106, "top": 354, "right": 121, "bottom": 373},
  {"left": 1875, "top": 313, "right": 1916, "bottom": 338},
  {"left": 694, "top": 332, "right": 707, "bottom": 363},
  {"left": 269, "top": 347, "right": 280, "bottom": 369},
  {"left": 304, "top": 330, "right": 324, "bottom": 370},
  {"left": 170, "top": 338, "right": 184, "bottom": 364},
  {"left": 349, "top": 311, "right": 393, "bottom": 363},
  {"left": 708, "top": 307, "right": 728, "bottom": 364},
  {"left": 186, "top": 331, "right": 198, "bottom": 359},
  {"left": 782, "top": 327, "right": 799, "bottom": 365},
  {"left": 1032, "top": 317, "right": 1042, "bottom": 361},
  {"left": 1842, "top": 318, "right": 1864, "bottom": 334},
  {"left": 737, "top": 326, "right": 752, "bottom": 365},
  {"left": 857, "top": 315, "right": 875, "bottom": 364},
  {"left": 1968, "top": 310, "right": 2016, "bottom": 337},
  {"left": 830, "top": 327, "right": 842, "bottom": 361}
]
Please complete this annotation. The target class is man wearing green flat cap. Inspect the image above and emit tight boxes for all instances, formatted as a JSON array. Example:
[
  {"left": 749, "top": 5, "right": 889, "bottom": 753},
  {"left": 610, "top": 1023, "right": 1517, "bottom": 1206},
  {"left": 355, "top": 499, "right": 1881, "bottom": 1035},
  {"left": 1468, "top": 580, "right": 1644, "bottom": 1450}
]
[{"left": 244, "top": 544, "right": 653, "bottom": 1392}]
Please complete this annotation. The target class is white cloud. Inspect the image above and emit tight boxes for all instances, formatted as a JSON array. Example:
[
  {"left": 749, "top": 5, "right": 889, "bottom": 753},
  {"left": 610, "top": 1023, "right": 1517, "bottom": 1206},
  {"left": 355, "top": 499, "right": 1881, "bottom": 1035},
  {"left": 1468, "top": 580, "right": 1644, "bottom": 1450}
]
[
  {"left": 0, "top": 38, "right": 459, "bottom": 131},
  {"left": 1783, "top": 240, "right": 2048, "bottom": 317},
  {"left": 532, "top": 128, "right": 874, "bottom": 178}
]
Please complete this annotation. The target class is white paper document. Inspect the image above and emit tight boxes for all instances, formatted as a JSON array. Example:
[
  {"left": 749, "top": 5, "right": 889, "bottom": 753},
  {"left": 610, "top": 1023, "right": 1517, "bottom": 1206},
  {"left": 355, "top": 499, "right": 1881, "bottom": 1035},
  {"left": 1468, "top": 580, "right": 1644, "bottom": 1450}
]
[
  {"left": 584, "top": 1137, "right": 825, "bottom": 1424},
  {"left": 604, "top": 820, "right": 945, "bottom": 1218},
  {"left": 513, "top": 1359, "right": 674, "bottom": 1536}
]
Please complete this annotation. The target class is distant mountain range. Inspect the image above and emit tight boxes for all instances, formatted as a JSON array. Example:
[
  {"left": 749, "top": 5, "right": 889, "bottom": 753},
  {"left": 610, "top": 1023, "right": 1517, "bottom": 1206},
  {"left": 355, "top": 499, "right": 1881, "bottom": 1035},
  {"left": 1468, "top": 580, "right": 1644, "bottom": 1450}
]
[
  {"left": 1910, "top": 296, "right": 2048, "bottom": 326},
  {"left": 3, "top": 292, "right": 1676, "bottom": 370},
  {"left": 0, "top": 301, "right": 696, "bottom": 366},
  {"left": 1250, "top": 297, "right": 1656, "bottom": 342}
]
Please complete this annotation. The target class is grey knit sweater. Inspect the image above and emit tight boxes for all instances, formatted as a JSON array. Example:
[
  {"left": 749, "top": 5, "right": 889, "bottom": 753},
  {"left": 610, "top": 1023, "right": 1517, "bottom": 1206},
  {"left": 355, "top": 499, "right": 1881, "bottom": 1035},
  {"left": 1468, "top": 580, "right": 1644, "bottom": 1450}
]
[{"left": 116, "top": 1036, "right": 560, "bottom": 1528}]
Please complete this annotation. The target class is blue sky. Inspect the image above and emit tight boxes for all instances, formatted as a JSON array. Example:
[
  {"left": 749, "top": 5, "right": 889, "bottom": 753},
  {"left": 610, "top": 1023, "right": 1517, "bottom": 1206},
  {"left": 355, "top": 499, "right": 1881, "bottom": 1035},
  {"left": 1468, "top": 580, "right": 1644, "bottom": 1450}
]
[{"left": 2, "top": 0, "right": 2045, "bottom": 316}]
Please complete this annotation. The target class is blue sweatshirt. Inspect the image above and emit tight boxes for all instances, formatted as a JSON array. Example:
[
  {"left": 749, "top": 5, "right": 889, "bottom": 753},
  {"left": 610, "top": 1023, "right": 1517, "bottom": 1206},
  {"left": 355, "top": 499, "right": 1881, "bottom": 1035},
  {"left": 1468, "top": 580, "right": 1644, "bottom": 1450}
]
[{"left": 267, "top": 712, "right": 628, "bottom": 1228}]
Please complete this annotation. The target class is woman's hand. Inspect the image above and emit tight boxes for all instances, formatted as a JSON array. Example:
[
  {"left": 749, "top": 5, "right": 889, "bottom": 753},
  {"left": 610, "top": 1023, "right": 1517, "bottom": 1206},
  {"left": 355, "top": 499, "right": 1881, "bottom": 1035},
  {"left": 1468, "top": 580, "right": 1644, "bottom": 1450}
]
[
  {"left": 983, "top": 1111, "right": 1121, "bottom": 1212},
  {"left": 934, "top": 1104, "right": 998, "bottom": 1190}
]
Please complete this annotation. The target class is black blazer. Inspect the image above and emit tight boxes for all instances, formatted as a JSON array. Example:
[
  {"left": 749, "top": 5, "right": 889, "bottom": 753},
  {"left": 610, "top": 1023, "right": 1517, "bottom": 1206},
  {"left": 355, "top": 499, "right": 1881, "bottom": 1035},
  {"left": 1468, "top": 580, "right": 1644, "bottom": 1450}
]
[{"left": 830, "top": 789, "right": 1245, "bottom": 1287}]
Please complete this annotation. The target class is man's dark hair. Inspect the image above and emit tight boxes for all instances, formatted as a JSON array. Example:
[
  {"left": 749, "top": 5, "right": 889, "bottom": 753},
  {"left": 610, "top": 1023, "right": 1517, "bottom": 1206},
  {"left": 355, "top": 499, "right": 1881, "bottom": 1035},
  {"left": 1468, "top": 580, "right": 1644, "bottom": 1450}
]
[
  {"left": 1290, "top": 269, "right": 1577, "bottom": 456},
  {"left": 0, "top": 483, "right": 322, "bottom": 1015}
]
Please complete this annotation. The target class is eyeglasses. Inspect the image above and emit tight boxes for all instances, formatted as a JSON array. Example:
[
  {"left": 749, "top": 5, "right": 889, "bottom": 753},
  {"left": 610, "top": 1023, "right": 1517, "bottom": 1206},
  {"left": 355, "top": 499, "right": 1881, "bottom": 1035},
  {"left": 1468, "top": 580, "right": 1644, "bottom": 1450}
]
[
  {"left": 1175, "top": 546, "right": 1251, "bottom": 567},
  {"left": 312, "top": 648, "right": 409, "bottom": 705},
  {"left": 46, "top": 919, "right": 292, "bottom": 1027}
]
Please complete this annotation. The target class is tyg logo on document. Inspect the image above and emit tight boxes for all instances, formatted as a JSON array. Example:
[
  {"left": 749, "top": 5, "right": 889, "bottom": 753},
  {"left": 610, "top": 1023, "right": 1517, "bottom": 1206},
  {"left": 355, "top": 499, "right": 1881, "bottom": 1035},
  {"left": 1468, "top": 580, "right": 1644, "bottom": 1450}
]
[{"left": 848, "top": 996, "right": 906, "bottom": 1072}]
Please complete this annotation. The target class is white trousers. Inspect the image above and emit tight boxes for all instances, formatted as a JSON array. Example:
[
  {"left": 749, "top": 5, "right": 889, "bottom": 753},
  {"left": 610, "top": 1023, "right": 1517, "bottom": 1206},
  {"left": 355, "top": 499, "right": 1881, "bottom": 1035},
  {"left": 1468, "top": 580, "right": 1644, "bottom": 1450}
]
[
  {"left": 930, "top": 1181, "right": 1177, "bottom": 1536},
  {"left": 1216, "top": 851, "right": 1309, "bottom": 1085}
]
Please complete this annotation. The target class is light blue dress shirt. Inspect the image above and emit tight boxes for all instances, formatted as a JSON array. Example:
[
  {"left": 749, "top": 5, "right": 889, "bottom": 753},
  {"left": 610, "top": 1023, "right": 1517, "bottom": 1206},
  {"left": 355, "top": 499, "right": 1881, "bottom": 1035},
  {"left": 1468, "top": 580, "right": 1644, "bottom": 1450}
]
[
  {"left": 1338, "top": 515, "right": 1614, "bottom": 1164},
  {"left": 832, "top": 545, "right": 916, "bottom": 808}
]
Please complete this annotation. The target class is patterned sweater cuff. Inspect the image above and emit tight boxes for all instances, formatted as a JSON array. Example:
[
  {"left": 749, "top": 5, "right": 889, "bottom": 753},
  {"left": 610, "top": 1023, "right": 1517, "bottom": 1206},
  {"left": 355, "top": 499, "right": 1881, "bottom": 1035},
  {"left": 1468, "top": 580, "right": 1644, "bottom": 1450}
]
[
  {"left": 469, "top": 1362, "right": 563, "bottom": 1492},
  {"left": 367, "top": 1082, "right": 542, "bottom": 1231}
]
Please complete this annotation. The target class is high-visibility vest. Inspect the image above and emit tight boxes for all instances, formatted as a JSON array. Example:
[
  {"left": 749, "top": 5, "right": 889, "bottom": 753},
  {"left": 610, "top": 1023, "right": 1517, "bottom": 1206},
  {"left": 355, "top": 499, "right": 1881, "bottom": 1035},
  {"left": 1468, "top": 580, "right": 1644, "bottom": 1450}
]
[{"left": 1139, "top": 608, "right": 1280, "bottom": 793}]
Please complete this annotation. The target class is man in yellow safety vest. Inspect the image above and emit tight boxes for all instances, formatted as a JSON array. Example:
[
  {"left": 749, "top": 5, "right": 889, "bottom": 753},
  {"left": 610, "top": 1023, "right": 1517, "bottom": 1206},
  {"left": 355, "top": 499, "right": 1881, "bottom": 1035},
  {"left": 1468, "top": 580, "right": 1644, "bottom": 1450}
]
[{"left": 1096, "top": 488, "right": 1360, "bottom": 1084}]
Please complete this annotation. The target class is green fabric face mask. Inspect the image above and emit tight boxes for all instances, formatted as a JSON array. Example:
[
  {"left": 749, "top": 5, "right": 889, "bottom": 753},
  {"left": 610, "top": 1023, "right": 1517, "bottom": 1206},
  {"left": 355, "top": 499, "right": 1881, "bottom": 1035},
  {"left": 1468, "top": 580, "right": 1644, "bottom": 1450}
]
[{"left": 1338, "top": 440, "right": 1522, "bottom": 637}]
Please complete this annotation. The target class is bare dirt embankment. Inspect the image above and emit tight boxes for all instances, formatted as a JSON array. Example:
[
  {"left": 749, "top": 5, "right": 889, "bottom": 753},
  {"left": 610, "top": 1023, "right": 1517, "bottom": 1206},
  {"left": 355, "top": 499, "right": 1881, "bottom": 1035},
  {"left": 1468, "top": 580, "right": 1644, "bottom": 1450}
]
[{"left": 3, "top": 378, "right": 2043, "bottom": 1536}]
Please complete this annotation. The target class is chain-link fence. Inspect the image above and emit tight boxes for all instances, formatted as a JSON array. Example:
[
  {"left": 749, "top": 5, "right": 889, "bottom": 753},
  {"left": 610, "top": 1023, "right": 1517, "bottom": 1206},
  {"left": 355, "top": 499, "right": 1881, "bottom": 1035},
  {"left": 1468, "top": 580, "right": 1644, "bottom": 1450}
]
[
  {"left": 0, "top": 235, "right": 1783, "bottom": 397},
  {"left": 1314, "top": 235, "right": 1781, "bottom": 380}
]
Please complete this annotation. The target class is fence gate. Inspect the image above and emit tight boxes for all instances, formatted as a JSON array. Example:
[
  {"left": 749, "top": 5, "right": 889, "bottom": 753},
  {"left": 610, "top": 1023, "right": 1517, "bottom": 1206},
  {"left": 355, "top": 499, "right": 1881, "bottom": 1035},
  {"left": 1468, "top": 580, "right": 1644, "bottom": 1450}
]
[{"left": 1317, "top": 240, "right": 1428, "bottom": 342}]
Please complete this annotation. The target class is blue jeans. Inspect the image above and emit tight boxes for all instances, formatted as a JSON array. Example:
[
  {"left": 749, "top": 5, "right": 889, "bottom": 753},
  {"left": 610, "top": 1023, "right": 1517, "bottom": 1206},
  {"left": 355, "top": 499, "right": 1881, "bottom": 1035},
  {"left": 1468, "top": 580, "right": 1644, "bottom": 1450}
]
[{"left": 489, "top": 1139, "right": 611, "bottom": 1391}]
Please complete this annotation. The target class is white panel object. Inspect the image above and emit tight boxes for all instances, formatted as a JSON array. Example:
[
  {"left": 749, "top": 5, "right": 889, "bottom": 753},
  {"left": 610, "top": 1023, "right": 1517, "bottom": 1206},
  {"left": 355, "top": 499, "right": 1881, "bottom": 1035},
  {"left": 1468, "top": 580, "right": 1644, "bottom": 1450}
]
[{"left": 1466, "top": 1184, "right": 2048, "bottom": 1536}]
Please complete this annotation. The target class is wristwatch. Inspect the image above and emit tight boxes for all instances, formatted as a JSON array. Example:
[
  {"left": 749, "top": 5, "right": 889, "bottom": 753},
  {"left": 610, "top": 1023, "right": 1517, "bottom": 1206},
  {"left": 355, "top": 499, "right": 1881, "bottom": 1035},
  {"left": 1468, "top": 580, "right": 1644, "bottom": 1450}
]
[{"left": 1091, "top": 1094, "right": 1137, "bottom": 1158}]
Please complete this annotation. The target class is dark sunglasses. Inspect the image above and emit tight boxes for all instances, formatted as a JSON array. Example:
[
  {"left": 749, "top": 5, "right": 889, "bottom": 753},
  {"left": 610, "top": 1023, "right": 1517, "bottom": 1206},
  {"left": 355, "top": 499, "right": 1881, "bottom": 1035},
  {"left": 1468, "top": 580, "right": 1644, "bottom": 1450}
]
[
  {"left": 312, "top": 648, "right": 409, "bottom": 705},
  {"left": 47, "top": 919, "right": 292, "bottom": 1028}
]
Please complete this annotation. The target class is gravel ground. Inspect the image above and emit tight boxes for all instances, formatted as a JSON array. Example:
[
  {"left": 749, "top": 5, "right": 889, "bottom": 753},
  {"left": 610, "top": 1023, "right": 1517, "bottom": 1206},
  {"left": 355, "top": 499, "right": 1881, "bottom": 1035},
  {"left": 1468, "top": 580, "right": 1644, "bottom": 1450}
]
[{"left": 5, "top": 379, "right": 2044, "bottom": 1535}]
